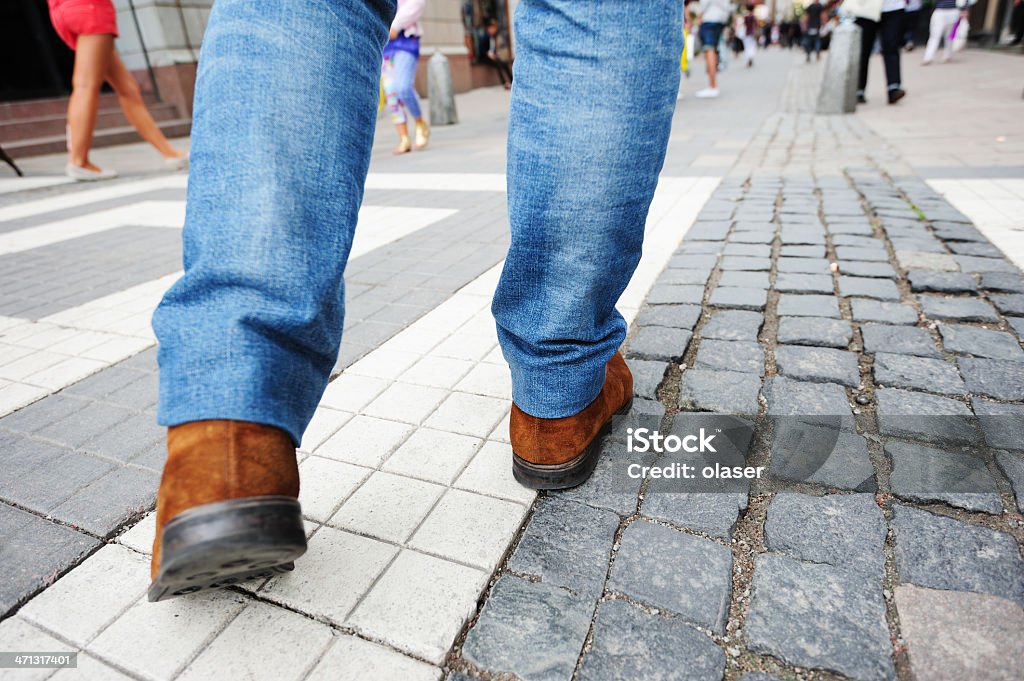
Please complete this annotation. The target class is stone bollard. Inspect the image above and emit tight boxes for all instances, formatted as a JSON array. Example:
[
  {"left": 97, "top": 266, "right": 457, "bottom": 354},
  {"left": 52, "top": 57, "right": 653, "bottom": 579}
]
[
  {"left": 428, "top": 50, "right": 458, "bottom": 126},
  {"left": 816, "top": 21, "right": 862, "bottom": 115}
]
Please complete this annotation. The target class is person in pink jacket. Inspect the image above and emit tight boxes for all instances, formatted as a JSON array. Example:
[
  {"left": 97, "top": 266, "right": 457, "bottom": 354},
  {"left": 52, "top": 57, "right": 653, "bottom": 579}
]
[{"left": 382, "top": 0, "right": 429, "bottom": 154}]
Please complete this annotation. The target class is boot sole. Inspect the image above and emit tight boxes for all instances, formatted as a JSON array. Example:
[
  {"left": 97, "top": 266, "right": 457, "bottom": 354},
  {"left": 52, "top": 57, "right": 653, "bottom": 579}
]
[
  {"left": 512, "top": 397, "right": 633, "bottom": 491},
  {"left": 148, "top": 496, "right": 306, "bottom": 602}
]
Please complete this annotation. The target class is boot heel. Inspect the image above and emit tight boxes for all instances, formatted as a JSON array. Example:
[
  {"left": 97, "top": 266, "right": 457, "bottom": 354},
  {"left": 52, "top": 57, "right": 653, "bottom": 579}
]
[
  {"left": 148, "top": 496, "right": 306, "bottom": 602},
  {"left": 512, "top": 397, "right": 634, "bottom": 491}
]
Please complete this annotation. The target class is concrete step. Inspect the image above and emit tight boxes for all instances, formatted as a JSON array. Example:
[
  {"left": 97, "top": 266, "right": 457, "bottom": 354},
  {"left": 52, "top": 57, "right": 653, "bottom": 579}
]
[
  {"left": 0, "top": 92, "right": 159, "bottom": 122},
  {"left": 0, "top": 102, "right": 180, "bottom": 141},
  {"left": 5, "top": 118, "right": 192, "bottom": 157}
]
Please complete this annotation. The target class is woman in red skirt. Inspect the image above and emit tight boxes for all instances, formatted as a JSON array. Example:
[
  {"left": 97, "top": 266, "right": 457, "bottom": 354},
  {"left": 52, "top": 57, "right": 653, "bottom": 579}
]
[{"left": 48, "top": 0, "right": 188, "bottom": 180}]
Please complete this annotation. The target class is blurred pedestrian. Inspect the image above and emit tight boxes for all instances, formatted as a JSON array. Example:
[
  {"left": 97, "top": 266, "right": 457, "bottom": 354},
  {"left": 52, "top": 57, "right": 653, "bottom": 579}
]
[
  {"left": 1012, "top": 0, "right": 1024, "bottom": 45},
  {"left": 479, "top": 19, "right": 513, "bottom": 89},
  {"left": 803, "top": 0, "right": 825, "bottom": 61},
  {"left": 903, "top": 0, "right": 922, "bottom": 49},
  {"left": 697, "top": 0, "right": 733, "bottom": 97},
  {"left": 850, "top": 0, "right": 907, "bottom": 105},
  {"left": 46, "top": 0, "right": 188, "bottom": 181},
  {"left": 741, "top": 6, "right": 759, "bottom": 66},
  {"left": 922, "top": 0, "right": 969, "bottom": 63},
  {"left": 382, "top": 0, "right": 429, "bottom": 154}
]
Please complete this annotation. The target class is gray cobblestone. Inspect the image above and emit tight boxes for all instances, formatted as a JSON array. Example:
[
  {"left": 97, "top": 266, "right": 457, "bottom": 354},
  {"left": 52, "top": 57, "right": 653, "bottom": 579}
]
[
  {"left": 831, "top": 234, "right": 878, "bottom": 247},
  {"left": 896, "top": 251, "right": 958, "bottom": 271},
  {"left": 707, "top": 287, "right": 767, "bottom": 311},
  {"left": 659, "top": 269, "right": 714, "bottom": 286},
  {"left": 780, "top": 245, "right": 826, "bottom": 259},
  {"left": 641, "top": 469, "right": 750, "bottom": 534},
  {"left": 839, "top": 276, "right": 900, "bottom": 301},
  {"left": 770, "top": 425, "right": 874, "bottom": 490},
  {"left": 682, "top": 223, "right": 730, "bottom": 241},
  {"left": 980, "top": 272, "right": 1024, "bottom": 293},
  {"left": 827, "top": 222, "right": 874, "bottom": 236},
  {"left": 776, "top": 294, "right": 841, "bottom": 319},
  {"left": 508, "top": 498, "right": 619, "bottom": 598},
  {"left": 1009, "top": 317, "right": 1024, "bottom": 338},
  {"left": 875, "top": 388, "right": 978, "bottom": 446},
  {"left": 679, "top": 369, "right": 761, "bottom": 415},
  {"left": 700, "top": 310, "right": 763, "bottom": 342},
  {"left": 990, "top": 293, "right": 1024, "bottom": 317},
  {"left": 579, "top": 600, "right": 725, "bottom": 681},
  {"left": 694, "top": 340, "right": 764, "bottom": 375},
  {"left": 891, "top": 505, "right": 1024, "bottom": 606},
  {"left": 995, "top": 452, "right": 1024, "bottom": 513},
  {"left": 556, "top": 440, "right": 643, "bottom": 517},
  {"left": 764, "top": 493, "right": 886, "bottom": 578},
  {"left": 609, "top": 520, "right": 732, "bottom": 634},
  {"left": 775, "top": 345, "right": 860, "bottom": 387},
  {"left": 463, "top": 575, "right": 594, "bottom": 681},
  {"left": 717, "top": 271, "right": 769, "bottom": 288},
  {"left": 776, "top": 317, "right": 852, "bottom": 348},
  {"left": 644, "top": 284, "right": 705, "bottom": 306},
  {"left": 886, "top": 442, "right": 1002, "bottom": 514},
  {"left": 918, "top": 296, "right": 1000, "bottom": 323},
  {"left": 907, "top": 270, "right": 978, "bottom": 294},
  {"left": 763, "top": 376, "right": 851, "bottom": 416},
  {"left": 850, "top": 299, "right": 918, "bottom": 325},
  {"left": 776, "top": 258, "right": 832, "bottom": 275},
  {"left": 628, "top": 359, "right": 668, "bottom": 399},
  {"left": 873, "top": 353, "right": 966, "bottom": 395},
  {"left": 959, "top": 357, "right": 1024, "bottom": 401},
  {"left": 860, "top": 324, "right": 939, "bottom": 358},
  {"left": 837, "top": 261, "right": 899, "bottom": 279},
  {"left": 837, "top": 246, "right": 890, "bottom": 263},
  {"left": 745, "top": 554, "right": 896, "bottom": 681},
  {"left": 954, "top": 255, "right": 1018, "bottom": 274},
  {"left": 938, "top": 324, "right": 1023, "bottom": 360},
  {"left": 780, "top": 227, "right": 826, "bottom": 245},
  {"left": 948, "top": 241, "right": 1004, "bottom": 258},
  {"left": 774, "top": 273, "right": 834, "bottom": 294},
  {"left": 627, "top": 326, "right": 692, "bottom": 362},
  {"left": 973, "top": 399, "right": 1024, "bottom": 451},
  {"left": 720, "top": 256, "right": 772, "bottom": 271},
  {"left": 722, "top": 244, "right": 771, "bottom": 258},
  {"left": 636, "top": 304, "right": 702, "bottom": 330}
]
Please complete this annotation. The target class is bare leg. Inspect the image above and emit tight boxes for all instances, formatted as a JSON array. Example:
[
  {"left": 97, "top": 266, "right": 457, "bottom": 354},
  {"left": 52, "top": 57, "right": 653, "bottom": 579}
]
[
  {"left": 706, "top": 49, "right": 719, "bottom": 89},
  {"left": 106, "top": 51, "right": 185, "bottom": 159},
  {"left": 393, "top": 122, "right": 411, "bottom": 154},
  {"left": 67, "top": 34, "right": 114, "bottom": 170}
]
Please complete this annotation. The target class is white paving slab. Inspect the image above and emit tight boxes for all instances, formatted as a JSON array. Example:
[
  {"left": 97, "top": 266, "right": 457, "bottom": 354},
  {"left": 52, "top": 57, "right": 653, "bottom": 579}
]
[
  {"left": 929, "top": 178, "right": 1024, "bottom": 271},
  {"left": 175, "top": 601, "right": 334, "bottom": 681}
]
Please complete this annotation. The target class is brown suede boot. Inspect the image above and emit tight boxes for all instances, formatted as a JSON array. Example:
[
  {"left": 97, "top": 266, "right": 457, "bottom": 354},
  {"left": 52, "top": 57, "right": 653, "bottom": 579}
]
[
  {"left": 510, "top": 352, "right": 633, "bottom": 489},
  {"left": 148, "top": 420, "right": 307, "bottom": 602}
]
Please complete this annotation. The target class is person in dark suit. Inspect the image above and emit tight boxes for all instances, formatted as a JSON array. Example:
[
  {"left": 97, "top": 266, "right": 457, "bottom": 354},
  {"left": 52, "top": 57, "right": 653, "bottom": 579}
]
[{"left": 478, "top": 18, "right": 513, "bottom": 89}]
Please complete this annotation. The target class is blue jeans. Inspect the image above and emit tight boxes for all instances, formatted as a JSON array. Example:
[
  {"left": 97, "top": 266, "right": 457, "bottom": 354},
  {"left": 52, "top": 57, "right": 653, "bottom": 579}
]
[{"left": 153, "top": 0, "right": 681, "bottom": 444}]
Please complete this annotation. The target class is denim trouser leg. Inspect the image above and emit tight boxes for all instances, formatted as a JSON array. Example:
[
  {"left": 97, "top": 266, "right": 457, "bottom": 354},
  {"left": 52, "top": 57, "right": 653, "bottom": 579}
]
[
  {"left": 152, "top": 0, "right": 394, "bottom": 445},
  {"left": 492, "top": 0, "right": 682, "bottom": 419}
]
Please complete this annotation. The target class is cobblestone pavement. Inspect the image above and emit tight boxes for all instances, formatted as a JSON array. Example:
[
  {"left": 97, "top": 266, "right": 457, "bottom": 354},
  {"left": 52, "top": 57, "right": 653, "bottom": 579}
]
[
  {"left": 452, "top": 57, "right": 1024, "bottom": 681},
  {"left": 1, "top": 49, "right": 1023, "bottom": 681}
]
